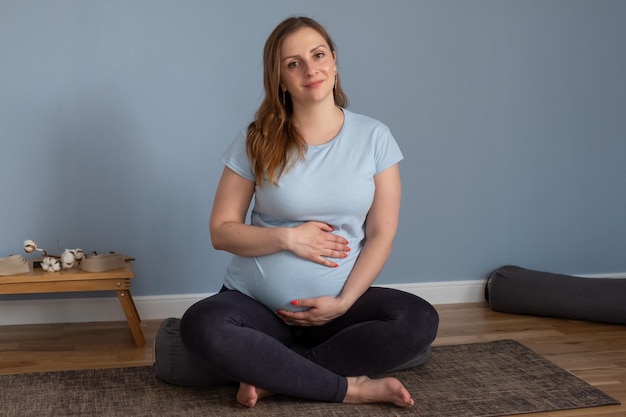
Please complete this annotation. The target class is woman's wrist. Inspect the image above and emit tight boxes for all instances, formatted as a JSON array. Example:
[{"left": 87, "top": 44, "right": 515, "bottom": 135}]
[
  {"left": 277, "top": 227, "right": 293, "bottom": 252},
  {"left": 336, "top": 293, "right": 357, "bottom": 314}
]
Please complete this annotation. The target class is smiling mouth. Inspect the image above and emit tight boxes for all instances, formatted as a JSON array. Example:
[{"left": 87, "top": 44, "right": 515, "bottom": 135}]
[{"left": 305, "top": 80, "right": 324, "bottom": 88}]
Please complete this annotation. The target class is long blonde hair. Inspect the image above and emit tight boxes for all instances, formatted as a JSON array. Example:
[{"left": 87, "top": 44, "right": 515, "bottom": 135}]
[{"left": 247, "top": 16, "right": 348, "bottom": 186}]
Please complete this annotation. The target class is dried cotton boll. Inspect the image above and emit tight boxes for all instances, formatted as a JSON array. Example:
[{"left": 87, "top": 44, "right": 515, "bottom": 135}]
[
  {"left": 42, "top": 257, "right": 61, "bottom": 272},
  {"left": 51, "top": 259, "right": 61, "bottom": 272},
  {"left": 41, "top": 257, "right": 52, "bottom": 270},
  {"left": 72, "top": 248, "right": 84, "bottom": 261},
  {"left": 23, "top": 240, "right": 38, "bottom": 253},
  {"left": 41, "top": 257, "right": 52, "bottom": 272},
  {"left": 23, "top": 239, "right": 48, "bottom": 256},
  {"left": 61, "top": 250, "right": 77, "bottom": 269}
]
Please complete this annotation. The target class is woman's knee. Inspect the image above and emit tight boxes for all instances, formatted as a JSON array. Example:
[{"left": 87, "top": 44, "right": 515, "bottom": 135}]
[
  {"left": 377, "top": 288, "right": 439, "bottom": 348},
  {"left": 400, "top": 291, "right": 438, "bottom": 338},
  {"left": 179, "top": 297, "right": 226, "bottom": 356},
  {"left": 180, "top": 291, "right": 292, "bottom": 358}
]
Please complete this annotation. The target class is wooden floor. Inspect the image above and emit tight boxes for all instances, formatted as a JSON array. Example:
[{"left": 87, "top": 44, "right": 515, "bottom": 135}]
[{"left": 1, "top": 302, "right": 624, "bottom": 416}]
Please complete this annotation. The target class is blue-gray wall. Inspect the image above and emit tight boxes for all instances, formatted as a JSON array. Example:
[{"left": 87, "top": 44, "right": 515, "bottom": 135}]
[{"left": 1, "top": 0, "right": 625, "bottom": 298}]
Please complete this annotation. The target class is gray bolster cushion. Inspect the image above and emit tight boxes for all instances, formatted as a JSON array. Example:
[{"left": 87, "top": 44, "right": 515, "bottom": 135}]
[
  {"left": 485, "top": 265, "right": 626, "bottom": 325},
  {"left": 153, "top": 317, "right": 230, "bottom": 386}
]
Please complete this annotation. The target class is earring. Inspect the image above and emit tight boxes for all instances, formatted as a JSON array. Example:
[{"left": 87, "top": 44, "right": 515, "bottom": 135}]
[{"left": 282, "top": 89, "right": 286, "bottom": 106}]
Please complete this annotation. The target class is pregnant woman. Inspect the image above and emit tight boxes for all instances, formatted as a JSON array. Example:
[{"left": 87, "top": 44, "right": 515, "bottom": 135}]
[{"left": 180, "top": 16, "right": 439, "bottom": 408}]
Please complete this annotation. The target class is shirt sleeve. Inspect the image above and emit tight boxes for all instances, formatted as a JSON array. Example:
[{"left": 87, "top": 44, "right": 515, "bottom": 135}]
[
  {"left": 374, "top": 124, "right": 404, "bottom": 175},
  {"left": 220, "top": 129, "right": 256, "bottom": 182}
]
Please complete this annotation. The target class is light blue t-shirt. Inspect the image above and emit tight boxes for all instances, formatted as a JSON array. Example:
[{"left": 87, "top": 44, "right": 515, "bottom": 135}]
[{"left": 221, "top": 109, "right": 403, "bottom": 312}]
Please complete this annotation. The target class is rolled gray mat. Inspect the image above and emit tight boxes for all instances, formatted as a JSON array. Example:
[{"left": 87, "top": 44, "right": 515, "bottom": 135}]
[{"left": 485, "top": 265, "right": 626, "bottom": 325}]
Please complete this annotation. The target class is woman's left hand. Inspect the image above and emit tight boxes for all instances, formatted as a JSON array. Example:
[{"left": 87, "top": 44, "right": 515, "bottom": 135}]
[{"left": 276, "top": 296, "right": 348, "bottom": 327}]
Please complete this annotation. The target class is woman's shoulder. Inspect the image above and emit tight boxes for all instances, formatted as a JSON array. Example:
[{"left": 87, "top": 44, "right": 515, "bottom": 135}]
[
  {"left": 343, "top": 109, "right": 391, "bottom": 132},
  {"left": 340, "top": 109, "right": 403, "bottom": 168},
  {"left": 342, "top": 109, "right": 392, "bottom": 140}
]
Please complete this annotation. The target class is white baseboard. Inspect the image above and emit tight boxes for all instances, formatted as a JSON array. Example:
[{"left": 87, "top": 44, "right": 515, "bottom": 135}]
[
  {"left": 1, "top": 273, "right": 624, "bottom": 326},
  {"left": 383, "top": 280, "right": 487, "bottom": 305}
]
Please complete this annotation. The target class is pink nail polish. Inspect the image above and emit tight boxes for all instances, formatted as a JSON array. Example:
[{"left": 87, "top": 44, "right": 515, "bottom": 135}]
[{"left": 290, "top": 300, "right": 299, "bottom": 306}]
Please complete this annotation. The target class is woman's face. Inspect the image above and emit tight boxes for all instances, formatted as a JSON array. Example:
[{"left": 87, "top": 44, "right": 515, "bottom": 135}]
[{"left": 279, "top": 27, "right": 337, "bottom": 107}]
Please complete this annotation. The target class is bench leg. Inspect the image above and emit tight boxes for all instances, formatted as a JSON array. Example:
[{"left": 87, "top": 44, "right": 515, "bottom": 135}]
[{"left": 116, "top": 289, "right": 146, "bottom": 347}]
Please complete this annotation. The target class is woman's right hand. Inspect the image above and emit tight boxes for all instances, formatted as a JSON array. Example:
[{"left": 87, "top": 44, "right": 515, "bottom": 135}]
[{"left": 287, "top": 221, "right": 350, "bottom": 267}]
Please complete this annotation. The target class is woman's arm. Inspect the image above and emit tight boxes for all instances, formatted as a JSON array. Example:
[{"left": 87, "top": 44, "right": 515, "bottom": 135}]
[
  {"left": 277, "top": 163, "right": 402, "bottom": 325},
  {"left": 210, "top": 166, "right": 349, "bottom": 263},
  {"left": 336, "top": 163, "right": 402, "bottom": 308},
  {"left": 209, "top": 166, "right": 288, "bottom": 257}
]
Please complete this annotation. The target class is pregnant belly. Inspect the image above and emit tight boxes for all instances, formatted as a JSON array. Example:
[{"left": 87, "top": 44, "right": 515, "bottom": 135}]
[{"left": 224, "top": 251, "right": 355, "bottom": 312}]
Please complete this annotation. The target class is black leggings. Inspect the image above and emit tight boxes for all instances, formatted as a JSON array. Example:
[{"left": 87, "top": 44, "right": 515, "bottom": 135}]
[{"left": 179, "top": 286, "right": 439, "bottom": 403}]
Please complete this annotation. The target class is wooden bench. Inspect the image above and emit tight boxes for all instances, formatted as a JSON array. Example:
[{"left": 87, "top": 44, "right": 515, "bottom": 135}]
[{"left": 0, "top": 262, "right": 145, "bottom": 346}]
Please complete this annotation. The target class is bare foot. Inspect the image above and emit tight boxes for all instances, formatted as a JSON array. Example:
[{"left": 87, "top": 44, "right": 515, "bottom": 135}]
[
  {"left": 236, "top": 382, "right": 274, "bottom": 408},
  {"left": 344, "top": 376, "right": 414, "bottom": 408}
]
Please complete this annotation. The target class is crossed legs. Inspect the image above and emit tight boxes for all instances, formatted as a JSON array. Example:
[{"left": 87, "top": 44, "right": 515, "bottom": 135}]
[{"left": 179, "top": 287, "right": 438, "bottom": 407}]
